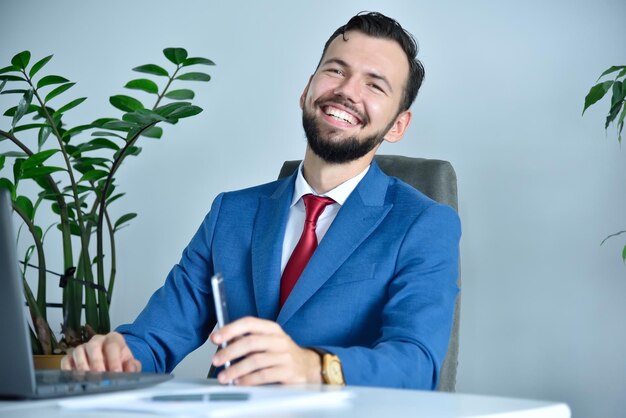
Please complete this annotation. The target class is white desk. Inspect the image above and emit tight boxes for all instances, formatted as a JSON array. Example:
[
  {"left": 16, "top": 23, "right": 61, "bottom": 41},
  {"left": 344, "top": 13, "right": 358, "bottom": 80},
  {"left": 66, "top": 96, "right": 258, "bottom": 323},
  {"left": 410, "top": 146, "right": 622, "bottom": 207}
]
[{"left": 0, "top": 378, "right": 570, "bottom": 418}]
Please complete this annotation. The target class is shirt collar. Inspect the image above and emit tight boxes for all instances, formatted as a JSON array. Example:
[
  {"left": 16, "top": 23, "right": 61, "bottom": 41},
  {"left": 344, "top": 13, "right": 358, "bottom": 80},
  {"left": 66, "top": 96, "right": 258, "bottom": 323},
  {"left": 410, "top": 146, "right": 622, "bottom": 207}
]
[{"left": 290, "top": 162, "right": 370, "bottom": 207}]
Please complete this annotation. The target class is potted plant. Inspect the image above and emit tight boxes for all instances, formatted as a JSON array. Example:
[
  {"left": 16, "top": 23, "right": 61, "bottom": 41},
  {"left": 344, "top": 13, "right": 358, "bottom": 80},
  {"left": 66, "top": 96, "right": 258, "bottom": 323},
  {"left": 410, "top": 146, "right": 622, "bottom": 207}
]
[
  {"left": 583, "top": 65, "right": 626, "bottom": 260},
  {"left": 0, "top": 48, "right": 214, "bottom": 364}
]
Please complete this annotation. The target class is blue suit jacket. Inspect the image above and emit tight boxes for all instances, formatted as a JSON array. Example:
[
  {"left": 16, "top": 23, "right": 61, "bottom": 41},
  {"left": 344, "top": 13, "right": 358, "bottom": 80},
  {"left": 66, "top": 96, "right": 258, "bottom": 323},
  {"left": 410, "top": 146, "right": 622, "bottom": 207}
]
[{"left": 117, "top": 161, "right": 461, "bottom": 389}]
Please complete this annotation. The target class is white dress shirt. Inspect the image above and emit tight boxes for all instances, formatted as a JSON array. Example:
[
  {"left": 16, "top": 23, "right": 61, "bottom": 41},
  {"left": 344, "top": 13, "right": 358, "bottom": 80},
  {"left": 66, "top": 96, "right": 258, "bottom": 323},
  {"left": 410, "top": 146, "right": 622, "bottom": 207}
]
[{"left": 280, "top": 163, "right": 370, "bottom": 274}]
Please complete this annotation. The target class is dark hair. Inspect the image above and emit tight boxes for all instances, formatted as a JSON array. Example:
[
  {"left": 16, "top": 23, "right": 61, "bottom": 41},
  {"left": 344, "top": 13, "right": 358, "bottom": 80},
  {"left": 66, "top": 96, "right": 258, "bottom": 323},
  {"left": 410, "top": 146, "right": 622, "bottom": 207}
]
[{"left": 318, "top": 11, "right": 425, "bottom": 113}]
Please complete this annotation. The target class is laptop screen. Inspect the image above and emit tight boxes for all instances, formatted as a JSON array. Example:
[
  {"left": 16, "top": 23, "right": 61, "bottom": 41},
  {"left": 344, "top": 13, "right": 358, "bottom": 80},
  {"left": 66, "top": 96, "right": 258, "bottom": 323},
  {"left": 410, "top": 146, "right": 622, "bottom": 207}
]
[{"left": 0, "top": 189, "right": 39, "bottom": 397}]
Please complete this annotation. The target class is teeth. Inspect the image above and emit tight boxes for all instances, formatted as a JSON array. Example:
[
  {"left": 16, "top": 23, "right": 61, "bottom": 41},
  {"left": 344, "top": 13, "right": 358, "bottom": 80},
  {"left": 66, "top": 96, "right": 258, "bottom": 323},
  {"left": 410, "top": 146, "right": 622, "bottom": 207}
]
[{"left": 324, "top": 106, "right": 357, "bottom": 125}]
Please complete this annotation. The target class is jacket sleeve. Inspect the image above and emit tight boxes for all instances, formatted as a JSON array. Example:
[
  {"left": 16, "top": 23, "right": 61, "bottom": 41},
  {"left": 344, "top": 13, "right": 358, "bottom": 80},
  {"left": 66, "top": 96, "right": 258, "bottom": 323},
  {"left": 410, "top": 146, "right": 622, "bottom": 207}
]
[
  {"left": 115, "top": 193, "right": 224, "bottom": 373},
  {"left": 318, "top": 203, "right": 461, "bottom": 389}
]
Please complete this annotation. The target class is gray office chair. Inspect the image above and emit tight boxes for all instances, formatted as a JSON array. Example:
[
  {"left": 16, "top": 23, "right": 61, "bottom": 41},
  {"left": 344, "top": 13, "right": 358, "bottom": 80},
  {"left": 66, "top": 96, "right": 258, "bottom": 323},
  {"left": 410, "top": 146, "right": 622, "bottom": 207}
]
[{"left": 278, "top": 155, "right": 461, "bottom": 392}]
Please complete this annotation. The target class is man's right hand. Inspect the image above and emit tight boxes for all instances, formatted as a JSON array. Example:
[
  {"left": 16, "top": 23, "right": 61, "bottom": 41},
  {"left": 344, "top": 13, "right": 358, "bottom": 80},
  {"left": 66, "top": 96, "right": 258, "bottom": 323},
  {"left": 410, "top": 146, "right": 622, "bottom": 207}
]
[{"left": 60, "top": 332, "right": 141, "bottom": 373}]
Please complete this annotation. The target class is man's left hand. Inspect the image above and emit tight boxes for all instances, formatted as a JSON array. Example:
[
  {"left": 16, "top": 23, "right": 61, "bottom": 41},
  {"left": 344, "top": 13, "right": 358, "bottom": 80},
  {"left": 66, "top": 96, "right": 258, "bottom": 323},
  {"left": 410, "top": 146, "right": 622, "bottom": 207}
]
[{"left": 210, "top": 316, "right": 322, "bottom": 385}]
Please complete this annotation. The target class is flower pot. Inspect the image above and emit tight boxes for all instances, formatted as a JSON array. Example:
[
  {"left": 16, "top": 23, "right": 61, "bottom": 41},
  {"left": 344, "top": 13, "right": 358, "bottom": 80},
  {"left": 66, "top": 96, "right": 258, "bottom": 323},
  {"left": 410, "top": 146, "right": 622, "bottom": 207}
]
[{"left": 33, "top": 354, "right": 63, "bottom": 369}]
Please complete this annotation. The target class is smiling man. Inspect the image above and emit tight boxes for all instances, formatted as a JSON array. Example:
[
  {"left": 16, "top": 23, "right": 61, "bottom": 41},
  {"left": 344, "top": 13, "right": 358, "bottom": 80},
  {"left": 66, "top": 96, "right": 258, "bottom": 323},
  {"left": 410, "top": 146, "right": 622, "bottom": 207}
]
[{"left": 62, "top": 12, "right": 461, "bottom": 390}]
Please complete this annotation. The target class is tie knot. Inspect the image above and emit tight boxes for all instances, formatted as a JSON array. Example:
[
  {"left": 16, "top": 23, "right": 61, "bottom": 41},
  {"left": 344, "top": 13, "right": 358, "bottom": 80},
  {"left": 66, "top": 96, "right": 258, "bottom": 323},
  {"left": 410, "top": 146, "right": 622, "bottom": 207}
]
[{"left": 302, "top": 194, "right": 335, "bottom": 224}]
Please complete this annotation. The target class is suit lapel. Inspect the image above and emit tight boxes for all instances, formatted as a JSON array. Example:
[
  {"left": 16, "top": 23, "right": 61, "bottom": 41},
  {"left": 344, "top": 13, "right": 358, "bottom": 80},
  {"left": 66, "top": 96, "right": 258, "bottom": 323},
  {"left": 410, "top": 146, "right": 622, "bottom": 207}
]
[
  {"left": 277, "top": 161, "right": 392, "bottom": 325},
  {"left": 251, "top": 176, "right": 294, "bottom": 321}
]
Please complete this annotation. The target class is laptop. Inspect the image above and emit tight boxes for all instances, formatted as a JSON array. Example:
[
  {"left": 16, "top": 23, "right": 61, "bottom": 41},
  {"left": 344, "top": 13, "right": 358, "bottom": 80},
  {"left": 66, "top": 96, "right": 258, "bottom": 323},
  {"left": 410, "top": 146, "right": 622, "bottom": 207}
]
[{"left": 0, "top": 189, "right": 172, "bottom": 399}]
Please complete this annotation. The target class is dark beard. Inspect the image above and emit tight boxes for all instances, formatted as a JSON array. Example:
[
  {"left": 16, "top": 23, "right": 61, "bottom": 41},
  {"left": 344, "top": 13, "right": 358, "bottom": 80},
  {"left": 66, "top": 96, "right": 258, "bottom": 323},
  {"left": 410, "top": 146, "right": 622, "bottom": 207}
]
[{"left": 302, "top": 109, "right": 390, "bottom": 164}]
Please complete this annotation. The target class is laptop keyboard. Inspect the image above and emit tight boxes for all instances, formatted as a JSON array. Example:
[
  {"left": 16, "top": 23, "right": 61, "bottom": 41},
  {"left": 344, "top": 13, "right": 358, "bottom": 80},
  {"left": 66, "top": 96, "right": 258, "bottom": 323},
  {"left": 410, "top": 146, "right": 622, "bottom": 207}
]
[{"left": 35, "top": 370, "right": 171, "bottom": 397}]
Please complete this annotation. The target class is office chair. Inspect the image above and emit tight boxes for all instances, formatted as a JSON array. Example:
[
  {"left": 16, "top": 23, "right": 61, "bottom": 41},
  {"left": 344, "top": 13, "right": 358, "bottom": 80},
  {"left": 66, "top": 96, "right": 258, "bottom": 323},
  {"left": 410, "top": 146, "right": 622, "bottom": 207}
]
[{"left": 278, "top": 155, "right": 461, "bottom": 392}]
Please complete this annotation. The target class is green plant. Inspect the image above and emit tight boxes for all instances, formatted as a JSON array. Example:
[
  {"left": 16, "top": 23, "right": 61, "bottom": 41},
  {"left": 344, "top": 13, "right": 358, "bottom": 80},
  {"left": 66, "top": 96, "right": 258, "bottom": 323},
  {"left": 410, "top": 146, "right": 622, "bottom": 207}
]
[
  {"left": 0, "top": 48, "right": 214, "bottom": 354},
  {"left": 583, "top": 65, "right": 626, "bottom": 261}
]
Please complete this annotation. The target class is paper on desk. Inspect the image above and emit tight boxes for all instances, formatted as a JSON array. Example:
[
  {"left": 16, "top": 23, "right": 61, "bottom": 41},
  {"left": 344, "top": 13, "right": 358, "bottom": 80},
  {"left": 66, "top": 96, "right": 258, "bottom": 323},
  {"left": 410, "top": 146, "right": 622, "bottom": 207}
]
[{"left": 58, "top": 385, "right": 353, "bottom": 417}]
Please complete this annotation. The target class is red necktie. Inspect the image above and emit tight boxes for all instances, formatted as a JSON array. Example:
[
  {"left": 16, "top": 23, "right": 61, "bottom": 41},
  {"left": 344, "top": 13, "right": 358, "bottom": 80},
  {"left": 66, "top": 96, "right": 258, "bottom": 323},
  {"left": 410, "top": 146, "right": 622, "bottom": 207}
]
[{"left": 279, "top": 194, "right": 335, "bottom": 308}]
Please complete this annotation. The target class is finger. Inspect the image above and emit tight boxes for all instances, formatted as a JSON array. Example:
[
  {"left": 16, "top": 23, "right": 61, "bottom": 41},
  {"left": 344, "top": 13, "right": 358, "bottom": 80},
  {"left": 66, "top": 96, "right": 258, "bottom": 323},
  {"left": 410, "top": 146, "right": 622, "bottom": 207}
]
[
  {"left": 60, "top": 350, "right": 75, "bottom": 371},
  {"left": 212, "top": 317, "right": 282, "bottom": 345},
  {"left": 212, "top": 334, "right": 287, "bottom": 367},
  {"left": 236, "top": 365, "right": 294, "bottom": 386},
  {"left": 122, "top": 358, "right": 142, "bottom": 373},
  {"left": 84, "top": 340, "right": 108, "bottom": 372},
  {"left": 71, "top": 345, "right": 91, "bottom": 371},
  {"left": 218, "top": 352, "right": 286, "bottom": 384},
  {"left": 102, "top": 334, "right": 130, "bottom": 372}
]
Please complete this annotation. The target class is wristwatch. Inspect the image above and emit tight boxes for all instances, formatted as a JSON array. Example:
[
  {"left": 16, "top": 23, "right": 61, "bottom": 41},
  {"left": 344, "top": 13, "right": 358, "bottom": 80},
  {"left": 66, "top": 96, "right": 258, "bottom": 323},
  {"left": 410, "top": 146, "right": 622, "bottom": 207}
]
[{"left": 311, "top": 348, "right": 345, "bottom": 385}]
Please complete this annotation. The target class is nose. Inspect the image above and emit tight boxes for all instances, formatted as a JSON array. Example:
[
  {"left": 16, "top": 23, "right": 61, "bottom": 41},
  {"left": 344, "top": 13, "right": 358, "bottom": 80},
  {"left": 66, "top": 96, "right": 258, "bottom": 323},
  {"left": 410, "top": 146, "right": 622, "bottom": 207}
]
[{"left": 333, "top": 76, "right": 361, "bottom": 103}]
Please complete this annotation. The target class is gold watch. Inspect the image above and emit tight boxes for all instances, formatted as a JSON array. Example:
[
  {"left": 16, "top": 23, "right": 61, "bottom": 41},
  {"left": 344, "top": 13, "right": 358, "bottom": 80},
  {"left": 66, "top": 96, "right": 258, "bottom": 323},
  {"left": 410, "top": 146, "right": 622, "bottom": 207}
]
[{"left": 317, "top": 350, "right": 345, "bottom": 385}]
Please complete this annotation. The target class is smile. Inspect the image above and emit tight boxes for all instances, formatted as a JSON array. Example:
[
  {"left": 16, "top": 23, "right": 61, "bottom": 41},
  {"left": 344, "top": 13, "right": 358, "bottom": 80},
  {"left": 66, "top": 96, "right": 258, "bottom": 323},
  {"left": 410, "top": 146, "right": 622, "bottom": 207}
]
[{"left": 322, "top": 105, "right": 362, "bottom": 126}]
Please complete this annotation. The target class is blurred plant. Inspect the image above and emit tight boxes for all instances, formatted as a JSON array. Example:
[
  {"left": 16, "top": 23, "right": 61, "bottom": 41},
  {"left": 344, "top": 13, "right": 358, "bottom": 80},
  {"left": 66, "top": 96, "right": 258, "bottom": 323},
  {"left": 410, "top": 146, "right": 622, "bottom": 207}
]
[
  {"left": 583, "top": 65, "right": 626, "bottom": 261},
  {"left": 0, "top": 48, "right": 214, "bottom": 354}
]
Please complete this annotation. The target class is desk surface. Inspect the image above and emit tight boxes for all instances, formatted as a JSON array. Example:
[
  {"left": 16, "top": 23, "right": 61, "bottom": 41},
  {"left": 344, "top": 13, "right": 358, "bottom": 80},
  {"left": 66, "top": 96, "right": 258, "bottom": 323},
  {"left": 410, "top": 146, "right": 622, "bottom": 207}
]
[{"left": 0, "top": 378, "right": 570, "bottom": 418}]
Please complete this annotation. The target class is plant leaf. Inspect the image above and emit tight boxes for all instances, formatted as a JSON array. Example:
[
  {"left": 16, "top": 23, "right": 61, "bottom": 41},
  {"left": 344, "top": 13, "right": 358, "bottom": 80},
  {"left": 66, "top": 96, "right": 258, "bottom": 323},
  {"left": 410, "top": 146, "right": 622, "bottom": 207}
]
[
  {"left": 38, "top": 126, "right": 52, "bottom": 150},
  {"left": 62, "top": 123, "right": 94, "bottom": 140},
  {"left": 582, "top": 81, "right": 613, "bottom": 115},
  {"left": 1, "top": 151, "right": 28, "bottom": 157},
  {"left": 44, "top": 82, "right": 75, "bottom": 103},
  {"left": 132, "top": 64, "right": 169, "bottom": 77},
  {"left": 182, "top": 57, "right": 215, "bottom": 67},
  {"left": 167, "top": 105, "right": 203, "bottom": 119},
  {"left": 0, "top": 75, "right": 26, "bottom": 82},
  {"left": 605, "top": 100, "right": 623, "bottom": 129},
  {"left": 84, "top": 138, "right": 120, "bottom": 152},
  {"left": 102, "top": 120, "right": 138, "bottom": 130},
  {"left": 15, "top": 195, "right": 34, "bottom": 220},
  {"left": 617, "top": 104, "right": 626, "bottom": 143},
  {"left": 0, "top": 80, "right": 6, "bottom": 94},
  {"left": 28, "top": 54, "right": 54, "bottom": 78},
  {"left": 3, "top": 104, "right": 38, "bottom": 117},
  {"left": 610, "top": 81, "right": 625, "bottom": 108},
  {"left": 91, "top": 131, "right": 126, "bottom": 139},
  {"left": 21, "top": 166, "right": 65, "bottom": 179},
  {"left": 0, "top": 155, "right": 4, "bottom": 170},
  {"left": 124, "top": 78, "right": 159, "bottom": 95},
  {"left": 109, "top": 95, "right": 144, "bottom": 112},
  {"left": 175, "top": 72, "right": 211, "bottom": 82},
  {"left": 12, "top": 123, "right": 48, "bottom": 133},
  {"left": 0, "top": 65, "right": 20, "bottom": 74},
  {"left": 140, "top": 126, "right": 163, "bottom": 139},
  {"left": 114, "top": 212, "right": 137, "bottom": 230},
  {"left": 106, "top": 192, "right": 126, "bottom": 206},
  {"left": 164, "top": 89, "right": 195, "bottom": 100},
  {"left": 163, "top": 48, "right": 188, "bottom": 65},
  {"left": 597, "top": 66, "right": 626, "bottom": 81},
  {"left": 12, "top": 89, "right": 34, "bottom": 128},
  {"left": 1, "top": 88, "right": 27, "bottom": 95},
  {"left": 36, "top": 75, "right": 69, "bottom": 90},
  {"left": 11, "top": 51, "right": 31, "bottom": 70},
  {"left": 154, "top": 101, "right": 190, "bottom": 117},
  {"left": 114, "top": 146, "right": 141, "bottom": 160},
  {"left": 54, "top": 97, "right": 87, "bottom": 116},
  {"left": 22, "top": 149, "right": 60, "bottom": 170},
  {"left": 122, "top": 109, "right": 166, "bottom": 125},
  {"left": 79, "top": 169, "right": 108, "bottom": 183}
]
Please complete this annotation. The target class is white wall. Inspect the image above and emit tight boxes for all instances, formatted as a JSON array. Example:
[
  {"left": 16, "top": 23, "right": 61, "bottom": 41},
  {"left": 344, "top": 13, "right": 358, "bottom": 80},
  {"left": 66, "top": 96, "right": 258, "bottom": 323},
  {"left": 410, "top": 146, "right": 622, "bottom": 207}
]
[{"left": 1, "top": 1, "right": 625, "bottom": 416}]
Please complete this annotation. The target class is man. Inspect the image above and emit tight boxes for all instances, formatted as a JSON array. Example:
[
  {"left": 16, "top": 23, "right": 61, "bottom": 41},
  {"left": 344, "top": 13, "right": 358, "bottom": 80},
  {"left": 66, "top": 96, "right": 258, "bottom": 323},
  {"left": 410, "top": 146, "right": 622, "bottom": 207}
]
[{"left": 61, "top": 12, "right": 461, "bottom": 390}]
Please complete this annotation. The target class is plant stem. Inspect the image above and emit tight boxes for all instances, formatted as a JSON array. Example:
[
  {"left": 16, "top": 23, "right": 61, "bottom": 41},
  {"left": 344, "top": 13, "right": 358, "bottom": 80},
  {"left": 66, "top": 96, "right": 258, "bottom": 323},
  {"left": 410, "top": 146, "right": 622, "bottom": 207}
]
[
  {"left": 0, "top": 129, "right": 75, "bottom": 322},
  {"left": 12, "top": 203, "right": 58, "bottom": 353},
  {"left": 22, "top": 70, "right": 99, "bottom": 332}
]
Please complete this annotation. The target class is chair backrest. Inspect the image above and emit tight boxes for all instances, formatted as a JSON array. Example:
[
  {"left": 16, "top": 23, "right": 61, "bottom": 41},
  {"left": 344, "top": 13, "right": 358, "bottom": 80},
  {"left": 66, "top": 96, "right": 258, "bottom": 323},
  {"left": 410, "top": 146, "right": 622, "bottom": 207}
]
[{"left": 278, "top": 155, "right": 461, "bottom": 392}]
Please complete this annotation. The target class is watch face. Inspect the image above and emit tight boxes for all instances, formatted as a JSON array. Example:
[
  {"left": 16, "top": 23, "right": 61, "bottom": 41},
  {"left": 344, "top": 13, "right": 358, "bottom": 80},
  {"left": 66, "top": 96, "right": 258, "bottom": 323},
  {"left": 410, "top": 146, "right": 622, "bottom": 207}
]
[{"left": 327, "top": 358, "right": 344, "bottom": 384}]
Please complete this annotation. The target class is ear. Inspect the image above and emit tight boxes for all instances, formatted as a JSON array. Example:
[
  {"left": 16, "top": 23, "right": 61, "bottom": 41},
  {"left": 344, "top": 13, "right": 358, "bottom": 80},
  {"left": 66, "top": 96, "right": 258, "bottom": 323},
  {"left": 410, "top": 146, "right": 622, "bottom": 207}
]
[
  {"left": 383, "top": 110, "right": 412, "bottom": 143},
  {"left": 300, "top": 75, "right": 313, "bottom": 109}
]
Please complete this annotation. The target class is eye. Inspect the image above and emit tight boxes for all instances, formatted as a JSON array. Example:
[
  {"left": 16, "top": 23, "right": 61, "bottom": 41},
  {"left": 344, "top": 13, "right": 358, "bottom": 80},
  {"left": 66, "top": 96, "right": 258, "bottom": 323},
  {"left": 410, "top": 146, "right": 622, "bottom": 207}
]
[
  {"left": 326, "top": 68, "right": 344, "bottom": 76},
  {"left": 368, "top": 83, "right": 385, "bottom": 93}
]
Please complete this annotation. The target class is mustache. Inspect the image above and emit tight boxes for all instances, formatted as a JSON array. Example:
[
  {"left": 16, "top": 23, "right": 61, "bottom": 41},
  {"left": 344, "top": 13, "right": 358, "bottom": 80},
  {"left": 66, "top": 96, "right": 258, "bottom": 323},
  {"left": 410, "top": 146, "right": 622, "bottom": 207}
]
[{"left": 314, "top": 97, "right": 369, "bottom": 125}]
